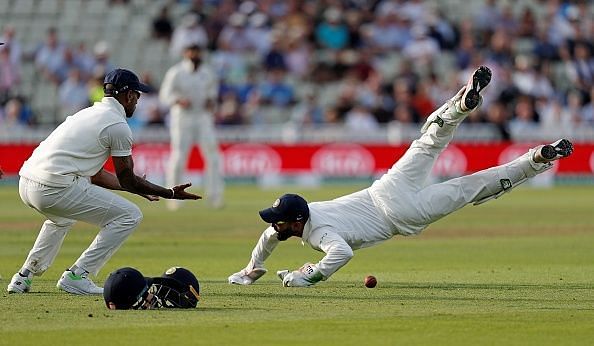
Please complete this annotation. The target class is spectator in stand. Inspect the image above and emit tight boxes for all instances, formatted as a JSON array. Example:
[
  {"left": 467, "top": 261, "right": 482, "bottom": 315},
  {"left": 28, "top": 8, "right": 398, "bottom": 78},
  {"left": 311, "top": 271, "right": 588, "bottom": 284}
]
[
  {"left": 517, "top": 6, "right": 538, "bottom": 38},
  {"left": 91, "top": 41, "right": 115, "bottom": 76},
  {"left": 88, "top": 68, "right": 106, "bottom": 104},
  {"left": 285, "top": 34, "right": 313, "bottom": 79},
  {"left": 216, "top": 89, "right": 244, "bottom": 125},
  {"left": 392, "top": 78, "right": 419, "bottom": 123},
  {"left": 0, "top": 45, "right": 21, "bottom": 102},
  {"left": 217, "top": 12, "right": 250, "bottom": 53},
  {"left": 245, "top": 12, "right": 272, "bottom": 55},
  {"left": 263, "top": 34, "right": 287, "bottom": 71},
  {"left": 473, "top": 0, "right": 502, "bottom": 33},
  {"left": 581, "top": 86, "right": 594, "bottom": 125},
  {"left": 58, "top": 68, "right": 89, "bottom": 120},
  {"left": 170, "top": 14, "right": 208, "bottom": 59},
  {"left": 410, "top": 80, "right": 436, "bottom": 120},
  {"left": 362, "top": 11, "right": 411, "bottom": 53},
  {"left": 509, "top": 94, "right": 540, "bottom": 136},
  {"left": 211, "top": 38, "right": 248, "bottom": 87},
  {"left": 344, "top": 102, "right": 379, "bottom": 132},
  {"left": 283, "top": 0, "right": 312, "bottom": 43},
  {"left": 539, "top": 97, "right": 574, "bottom": 134},
  {"left": 315, "top": 7, "right": 349, "bottom": 50},
  {"left": 72, "top": 42, "right": 96, "bottom": 80},
  {"left": 1, "top": 25, "right": 22, "bottom": 66},
  {"left": 259, "top": 68, "right": 295, "bottom": 107},
  {"left": 152, "top": 5, "right": 174, "bottom": 41},
  {"left": 485, "top": 28, "right": 514, "bottom": 67},
  {"left": 35, "top": 27, "right": 66, "bottom": 85},
  {"left": 402, "top": 25, "right": 440, "bottom": 68},
  {"left": 532, "top": 24, "right": 559, "bottom": 62},
  {"left": 0, "top": 97, "right": 32, "bottom": 130},
  {"left": 289, "top": 90, "right": 324, "bottom": 126},
  {"left": 485, "top": 101, "right": 511, "bottom": 140},
  {"left": 129, "top": 73, "right": 164, "bottom": 130},
  {"left": 426, "top": 9, "right": 457, "bottom": 50},
  {"left": 563, "top": 41, "right": 594, "bottom": 93}
]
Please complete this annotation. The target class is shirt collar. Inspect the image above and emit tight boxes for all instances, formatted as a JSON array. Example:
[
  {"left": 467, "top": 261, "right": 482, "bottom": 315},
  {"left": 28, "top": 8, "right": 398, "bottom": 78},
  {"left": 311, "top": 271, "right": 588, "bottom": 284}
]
[
  {"left": 99, "top": 97, "right": 126, "bottom": 118},
  {"left": 300, "top": 217, "right": 313, "bottom": 246}
]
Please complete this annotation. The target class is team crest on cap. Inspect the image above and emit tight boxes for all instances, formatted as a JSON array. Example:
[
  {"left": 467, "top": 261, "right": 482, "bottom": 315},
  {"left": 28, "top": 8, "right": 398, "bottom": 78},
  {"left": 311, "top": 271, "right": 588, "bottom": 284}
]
[
  {"left": 165, "top": 267, "right": 177, "bottom": 275},
  {"left": 272, "top": 199, "right": 280, "bottom": 208}
]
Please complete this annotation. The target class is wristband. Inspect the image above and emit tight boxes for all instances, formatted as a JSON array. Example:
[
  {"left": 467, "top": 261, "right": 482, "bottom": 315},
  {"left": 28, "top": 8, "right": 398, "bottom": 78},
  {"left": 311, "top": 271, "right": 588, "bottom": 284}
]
[{"left": 170, "top": 188, "right": 175, "bottom": 198}]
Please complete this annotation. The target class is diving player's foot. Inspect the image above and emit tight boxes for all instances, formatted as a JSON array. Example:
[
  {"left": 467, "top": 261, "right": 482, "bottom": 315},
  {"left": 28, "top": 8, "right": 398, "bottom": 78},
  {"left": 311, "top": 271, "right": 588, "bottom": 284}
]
[
  {"left": 533, "top": 139, "right": 574, "bottom": 163},
  {"left": 421, "top": 65, "right": 492, "bottom": 133},
  {"left": 460, "top": 65, "right": 492, "bottom": 112}
]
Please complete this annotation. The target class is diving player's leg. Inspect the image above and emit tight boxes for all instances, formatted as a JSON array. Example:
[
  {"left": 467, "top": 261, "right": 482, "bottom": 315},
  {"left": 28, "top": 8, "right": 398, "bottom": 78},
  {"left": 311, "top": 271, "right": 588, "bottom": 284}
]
[
  {"left": 381, "top": 66, "right": 493, "bottom": 190},
  {"left": 407, "top": 139, "right": 573, "bottom": 225}
]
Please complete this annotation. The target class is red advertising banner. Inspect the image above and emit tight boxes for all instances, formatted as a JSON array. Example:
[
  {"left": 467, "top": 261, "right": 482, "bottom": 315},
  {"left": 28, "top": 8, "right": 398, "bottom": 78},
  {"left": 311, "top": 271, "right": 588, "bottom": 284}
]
[{"left": 1, "top": 142, "right": 593, "bottom": 177}]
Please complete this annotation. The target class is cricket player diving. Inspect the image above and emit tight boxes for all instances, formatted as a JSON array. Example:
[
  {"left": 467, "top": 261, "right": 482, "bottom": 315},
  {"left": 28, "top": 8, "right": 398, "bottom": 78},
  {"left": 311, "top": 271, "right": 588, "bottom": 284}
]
[{"left": 229, "top": 66, "right": 574, "bottom": 287}]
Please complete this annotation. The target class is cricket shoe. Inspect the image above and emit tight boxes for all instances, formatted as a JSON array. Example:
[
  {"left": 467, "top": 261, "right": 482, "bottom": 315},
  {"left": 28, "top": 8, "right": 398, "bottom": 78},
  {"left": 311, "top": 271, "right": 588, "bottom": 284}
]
[
  {"left": 7, "top": 272, "right": 32, "bottom": 294},
  {"left": 460, "top": 65, "right": 492, "bottom": 112},
  {"left": 421, "top": 65, "right": 492, "bottom": 133},
  {"left": 57, "top": 270, "right": 103, "bottom": 295},
  {"left": 533, "top": 139, "right": 574, "bottom": 163}
]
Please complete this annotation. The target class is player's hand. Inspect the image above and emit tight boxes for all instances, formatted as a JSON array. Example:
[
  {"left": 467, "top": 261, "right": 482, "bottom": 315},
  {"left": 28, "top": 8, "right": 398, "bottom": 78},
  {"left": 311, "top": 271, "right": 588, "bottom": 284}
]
[
  {"left": 140, "top": 194, "right": 160, "bottom": 201},
  {"left": 177, "top": 98, "right": 192, "bottom": 109},
  {"left": 279, "top": 263, "right": 324, "bottom": 287},
  {"left": 228, "top": 268, "right": 267, "bottom": 285},
  {"left": 170, "top": 183, "right": 202, "bottom": 200}
]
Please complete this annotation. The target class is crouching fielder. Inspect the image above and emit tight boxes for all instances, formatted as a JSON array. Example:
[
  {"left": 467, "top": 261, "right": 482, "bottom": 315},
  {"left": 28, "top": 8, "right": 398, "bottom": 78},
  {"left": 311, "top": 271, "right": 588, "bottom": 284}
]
[{"left": 229, "top": 66, "right": 574, "bottom": 287}]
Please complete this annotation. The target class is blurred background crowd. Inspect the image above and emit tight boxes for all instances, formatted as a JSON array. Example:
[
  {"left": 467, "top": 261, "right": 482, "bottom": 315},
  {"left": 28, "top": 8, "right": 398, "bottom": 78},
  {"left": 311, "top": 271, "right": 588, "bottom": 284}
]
[{"left": 0, "top": 0, "right": 592, "bottom": 141}]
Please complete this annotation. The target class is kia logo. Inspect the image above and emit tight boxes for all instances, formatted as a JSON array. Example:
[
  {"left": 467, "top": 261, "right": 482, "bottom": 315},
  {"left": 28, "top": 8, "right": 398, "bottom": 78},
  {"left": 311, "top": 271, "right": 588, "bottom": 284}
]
[
  {"left": 311, "top": 143, "right": 374, "bottom": 176},
  {"left": 224, "top": 143, "right": 281, "bottom": 176}
]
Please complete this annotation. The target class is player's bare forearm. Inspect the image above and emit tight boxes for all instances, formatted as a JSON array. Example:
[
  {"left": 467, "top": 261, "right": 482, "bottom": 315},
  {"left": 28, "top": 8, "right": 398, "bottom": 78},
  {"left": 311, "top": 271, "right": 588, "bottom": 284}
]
[{"left": 112, "top": 156, "right": 201, "bottom": 200}]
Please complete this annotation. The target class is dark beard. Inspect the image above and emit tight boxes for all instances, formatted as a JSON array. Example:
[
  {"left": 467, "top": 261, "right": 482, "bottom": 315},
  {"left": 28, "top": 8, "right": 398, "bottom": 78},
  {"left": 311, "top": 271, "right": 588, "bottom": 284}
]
[{"left": 276, "top": 231, "right": 291, "bottom": 241}]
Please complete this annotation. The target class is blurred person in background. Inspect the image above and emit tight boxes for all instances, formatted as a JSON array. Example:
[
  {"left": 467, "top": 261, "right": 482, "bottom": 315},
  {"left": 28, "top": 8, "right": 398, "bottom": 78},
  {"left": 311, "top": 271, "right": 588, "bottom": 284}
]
[
  {"left": 160, "top": 40, "right": 224, "bottom": 209},
  {"left": 170, "top": 14, "right": 208, "bottom": 59},
  {"left": 58, "top": 68, "right": 89, "bottom": 120},
  {"left": 0, "top": 44, "right": 21, "bottom": 102},
  {"left": 151, "top": 5, "right": 174, "bottom": 41},
  {"left": 315, "top": 7, "right": 349, "bottom": 50},
  {"left": 1, "top": 25, "right": 22, "bottom": 66},
  {"left": 34, "top": 27, "right": 66, "bottom": 85}
]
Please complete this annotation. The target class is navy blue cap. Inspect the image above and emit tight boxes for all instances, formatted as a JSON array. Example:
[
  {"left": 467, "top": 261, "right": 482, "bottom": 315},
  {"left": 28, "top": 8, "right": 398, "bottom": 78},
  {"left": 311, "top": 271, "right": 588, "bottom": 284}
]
[
  {"left": 103, "top": 267, "right": 151, "bottom": 310},
  {"left": 103, "top": 68, "right": 151, "bottom": 94},
  {"left": 259, "top": 193, "right": 309, "bottom": 224}
]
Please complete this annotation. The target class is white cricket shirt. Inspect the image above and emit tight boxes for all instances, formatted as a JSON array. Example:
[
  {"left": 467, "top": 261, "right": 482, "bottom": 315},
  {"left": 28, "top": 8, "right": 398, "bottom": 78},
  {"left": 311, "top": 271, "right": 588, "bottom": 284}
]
[
  {"left": 247, "top": 189, "right": 394, "bottom": 280},
  {"left": 159, "top": 59, "right": 218, "bottom": 116},
  {"left": 20, "top": 97, "right": 133, "bottom": 187}
]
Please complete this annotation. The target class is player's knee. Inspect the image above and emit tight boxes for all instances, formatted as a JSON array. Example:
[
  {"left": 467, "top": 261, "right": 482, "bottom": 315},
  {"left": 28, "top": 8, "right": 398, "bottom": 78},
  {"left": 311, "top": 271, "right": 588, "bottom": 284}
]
[{"left": 122, "top": 204, "right": 143, "bottom": 228}]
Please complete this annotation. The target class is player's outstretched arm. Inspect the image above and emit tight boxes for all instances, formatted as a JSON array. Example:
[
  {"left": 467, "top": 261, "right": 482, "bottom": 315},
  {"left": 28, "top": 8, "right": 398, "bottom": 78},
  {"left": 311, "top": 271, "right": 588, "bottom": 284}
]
[
  {"left": 112, "top": 156, "right": 201, "bottom": 200},
  {"left": 229, "top": 227, "right": 280, "bottom": 285}
]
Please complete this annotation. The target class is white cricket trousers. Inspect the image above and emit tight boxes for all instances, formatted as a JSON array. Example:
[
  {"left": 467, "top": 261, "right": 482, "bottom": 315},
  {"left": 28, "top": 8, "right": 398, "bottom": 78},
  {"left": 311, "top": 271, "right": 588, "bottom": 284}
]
[
  {"left": 167, "top": 111, "right": 224, "bottom": 205},
  {"left": 369, "top": 99, "right": 550, "bottom": 236},
  {"left": 18, "top": 176, "right": 142, "bottom": 276}
]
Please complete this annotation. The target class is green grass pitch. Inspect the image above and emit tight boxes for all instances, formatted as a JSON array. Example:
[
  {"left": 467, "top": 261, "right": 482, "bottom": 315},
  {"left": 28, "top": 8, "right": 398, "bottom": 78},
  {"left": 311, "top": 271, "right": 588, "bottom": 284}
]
[{"left": 1, "top": 184, "right": 594, "bottom": 345}]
